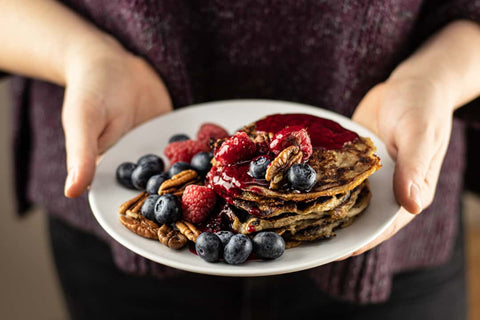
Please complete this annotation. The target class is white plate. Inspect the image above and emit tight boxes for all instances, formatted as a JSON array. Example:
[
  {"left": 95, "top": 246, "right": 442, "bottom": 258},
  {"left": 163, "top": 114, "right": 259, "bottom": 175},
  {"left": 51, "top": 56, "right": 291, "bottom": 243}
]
[{"left": 89, "top": 100, "right": 399, "bottom": 277}]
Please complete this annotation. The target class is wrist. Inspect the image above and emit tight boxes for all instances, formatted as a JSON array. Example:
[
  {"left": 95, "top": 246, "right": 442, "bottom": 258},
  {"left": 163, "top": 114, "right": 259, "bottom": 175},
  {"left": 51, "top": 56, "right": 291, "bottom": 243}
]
[
  {"left": 386, "top": 70, "right": 456, "bottom": 114},
  {"left": 63, "top": 32, "right": 133, "bottom": 84}
]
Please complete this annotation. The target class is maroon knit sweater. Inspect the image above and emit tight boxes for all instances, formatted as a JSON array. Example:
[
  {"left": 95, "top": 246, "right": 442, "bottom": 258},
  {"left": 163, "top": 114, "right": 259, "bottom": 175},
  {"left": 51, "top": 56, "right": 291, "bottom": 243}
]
[{"left": 10, "top": 0, "right": 480, "bottom": 304}]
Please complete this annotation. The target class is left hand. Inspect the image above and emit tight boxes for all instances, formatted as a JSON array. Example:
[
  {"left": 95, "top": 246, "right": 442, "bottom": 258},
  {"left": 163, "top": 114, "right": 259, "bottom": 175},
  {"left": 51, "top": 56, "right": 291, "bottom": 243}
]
[{"left": 338, "top": 76, "right": 454, "bottom": 259}]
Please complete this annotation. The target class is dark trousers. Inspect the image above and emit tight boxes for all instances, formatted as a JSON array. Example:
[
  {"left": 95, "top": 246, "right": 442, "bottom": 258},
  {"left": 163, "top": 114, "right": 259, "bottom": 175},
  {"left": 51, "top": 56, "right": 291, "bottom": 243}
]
[{"left": 49, "top": 216, "right": 467, "bottom": 320}]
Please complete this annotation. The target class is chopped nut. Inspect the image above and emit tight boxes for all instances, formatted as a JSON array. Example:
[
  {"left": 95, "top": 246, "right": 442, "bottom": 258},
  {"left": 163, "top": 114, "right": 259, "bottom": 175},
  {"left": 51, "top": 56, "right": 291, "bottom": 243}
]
[
  {"left": 176, "top": 220, "right": 202, "bottom": 242},
  {"left": 265, "top": 146, "right": 303, "bottom": 189},
  {"left": 119, "top": 192, "right": 148, "bottom": 214},
  {"left": 158, "top": 169, "right": 200, "bottom": 195},
  {"left": 119, "top": 215, "right": 159, "bottom": 239},
  {"left": 158, "top": 224, "right": 188, "bottom": 249}
]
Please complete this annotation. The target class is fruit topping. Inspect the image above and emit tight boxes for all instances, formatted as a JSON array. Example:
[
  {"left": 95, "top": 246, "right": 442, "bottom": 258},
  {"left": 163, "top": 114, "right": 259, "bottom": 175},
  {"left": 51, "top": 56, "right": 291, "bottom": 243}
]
[
  {"left": 286, "top": 163, "right": 317, "bottom": 191},
  {"left": 131, "top": 161, "right": 163, "bottom": 190},
  {"left": 141, "top": 194, "right": 160, "bottom": 221},
  {"left": 195, "top": 232, "right": 222, "bottom": 262},
  {"left": 214, "top": 132, "right": 257, "bottom": 166},
  {"left": 248, "top": 156, "right": 272, "bottom": 179},
  {"left": 137, "top": 154, "right": 165, "bottom": 171},
  {"left": 145, "top": 172, "right": 170, "bottom": 194},
  {"left": 168, "top": 161, "right": 193, "bottom": 177},
  {"left": 269, "top": 126, "right": 312, "bottom": 161},
  {"left": 215, "top": 230, "right": 234, "bottom": 247},
  {"left": 168, "top": 133, "right": 190, "bottom": 143},
  {"left": 154, "top": 194, "right": 183, "bottom": 224},
  {"left": 182, "top": 185, "right": 217, "bottom": 224},
  {"left": 252, "top": 232, "right": 285, "bottom": 259},
  {"left": 165, "top": 139, "right": 208, "bottom": 164},
  {"left": 223, "top": 234, "right": 253, "bottom": 265},
  {"left": 116, "top": 162, "right": 137, "bottom": 189},
  {"left": 197, "top": 123, "right": 230, "bottom": 145},
  {"left": 190, "top": 151, "right": 213, "bottom": 176}
]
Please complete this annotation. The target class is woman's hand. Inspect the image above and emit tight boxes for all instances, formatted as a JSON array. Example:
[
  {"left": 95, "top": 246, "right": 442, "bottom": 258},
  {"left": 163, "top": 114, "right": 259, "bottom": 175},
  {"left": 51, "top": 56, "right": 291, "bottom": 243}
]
[
  {"left": 337, "top": 20, "right": 480, "bottom": 259},
  {"left": 340, "top": 76, "right": 454, "bottom": 258},
  {"left": 63, "top": 38, "right": 172, "bottom": 198}
]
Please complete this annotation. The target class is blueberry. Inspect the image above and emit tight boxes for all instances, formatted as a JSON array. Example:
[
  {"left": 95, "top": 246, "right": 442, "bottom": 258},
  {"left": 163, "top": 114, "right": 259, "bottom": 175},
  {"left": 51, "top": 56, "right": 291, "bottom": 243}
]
[
  {"left": 252, "top": 232, "right": 285, "bottom": 259},
  {"left": 146, "top": 172, "right": 169, "bottom": 194},
  {"left": 190, "top": 152, "right": 213, "bottom": 176},
  {"left": 141, "top": 194, "right": 160, "bottom": 221},
  {"left": 195, "top": 232, "right": 222, "bottom": 263},
  {"left": 195, "top": 232, "right": 223, "bottom": 262},
  {"left": 137, "top": 154, "right": 165, "bottom": 172},
  {"left": 154, "top": 194, "right": 182, "bottom": 224},
  {"left": 131, "top": 162, "right": 163, "bottom": 190},
  {"left": 286, "top": 163, "right": 317, "bottom": 190},
  {"left": 169, "top": 134, "right": 190, "bottom": 143},
  {"left": 248, "top": 156, "right": 271, "bottom": 179},
  {"left": 216, "top": 231, "right": 234, "bottom": 247},
  {"left": 168, "top": 161, "right": 193, "bottom": 177},
  {"left": 116, "top": 162, "right": 137, "bottom": 189},
  {"left": 223, "top": 234, "right": 253, "bottom": 265}
]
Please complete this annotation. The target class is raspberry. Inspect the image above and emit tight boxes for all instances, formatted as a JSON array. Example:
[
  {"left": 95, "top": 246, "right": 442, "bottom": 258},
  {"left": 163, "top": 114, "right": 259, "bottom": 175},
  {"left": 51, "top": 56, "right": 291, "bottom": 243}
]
[
  {"left": 269, "top": 126, "right": 313, "bottom": 161},
  {"left": 182, "top": 185, "right": 217, "bottom": 223},
  {"left": 164, "top": 140, "right": 208, "bottom": 164},
  {"left": 197, "top": 123, "right": 230, "bottom": 145},
  {"left": 214, "top": 132, "right": 257, "bottom": 165}
]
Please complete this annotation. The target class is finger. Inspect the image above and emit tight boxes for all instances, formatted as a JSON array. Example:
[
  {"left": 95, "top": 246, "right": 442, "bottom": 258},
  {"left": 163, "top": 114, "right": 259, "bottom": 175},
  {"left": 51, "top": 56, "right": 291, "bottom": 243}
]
[
  {"left": 62, "top": 87, "right": 104, "bottom": 198},
  {"left": 393, "top": 119, "right": 448, "bottom": 214}
]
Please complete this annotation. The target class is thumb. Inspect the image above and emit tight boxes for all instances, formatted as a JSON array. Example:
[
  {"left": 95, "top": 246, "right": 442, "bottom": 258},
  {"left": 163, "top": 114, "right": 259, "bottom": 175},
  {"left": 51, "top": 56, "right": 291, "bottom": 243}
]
[
  {"left": 393, "top": 119, "right": 448, "bottom": 214},
  {"left": 62, "top": 87, "right": 103, "bottom": 198}
]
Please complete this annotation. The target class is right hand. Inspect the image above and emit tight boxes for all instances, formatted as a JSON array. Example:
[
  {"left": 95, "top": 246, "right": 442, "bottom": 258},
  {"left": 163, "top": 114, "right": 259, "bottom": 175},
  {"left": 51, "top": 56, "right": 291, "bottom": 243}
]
[{"left": 62, "top": 36, "right": 172, "bottom": 198}]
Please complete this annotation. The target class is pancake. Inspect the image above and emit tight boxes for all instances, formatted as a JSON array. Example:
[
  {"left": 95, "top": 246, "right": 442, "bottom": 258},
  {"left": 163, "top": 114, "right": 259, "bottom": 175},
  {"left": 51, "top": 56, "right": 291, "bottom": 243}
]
[
  {"left": 231, "top": 189, "right": 351, "bottom": 218},
  {"left": 227, "top": 182, "right": 368, "bottom": 235},
  {"left": 283, "top": 185, "right": 371, "bottom": 241}
]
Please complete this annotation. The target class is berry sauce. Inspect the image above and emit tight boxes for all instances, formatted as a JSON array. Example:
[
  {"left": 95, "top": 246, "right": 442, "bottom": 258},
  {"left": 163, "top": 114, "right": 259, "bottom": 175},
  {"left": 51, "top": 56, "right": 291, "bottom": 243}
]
[
  {"left": 207, "top": 113, "right": 358, "bottom": 198},
  {"left": 255, "top": 113, "right": 358, "bottom": 150}
]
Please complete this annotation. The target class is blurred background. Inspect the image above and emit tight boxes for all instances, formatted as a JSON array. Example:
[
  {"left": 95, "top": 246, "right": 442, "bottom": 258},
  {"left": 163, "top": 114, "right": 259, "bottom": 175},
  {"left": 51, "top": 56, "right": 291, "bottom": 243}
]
[{"left": 0, "top": 78, "right": 478, "bottom": 320}]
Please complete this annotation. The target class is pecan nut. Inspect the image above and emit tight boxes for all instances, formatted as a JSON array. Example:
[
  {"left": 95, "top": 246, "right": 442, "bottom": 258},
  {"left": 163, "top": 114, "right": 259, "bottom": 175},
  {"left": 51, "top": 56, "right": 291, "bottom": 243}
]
[
  {"left": 176, "top": 220, "right": 202, "bottom": 242},
  {"left": 158, "top": 169, "right": 200, "bottom": 196},
  {"left": 265, "top": 145, "right": 303, "bottom": 189},
  {"left": 158, "top": 224, "right": 188, "bottom": 249},
  {"left": 119, "top": 192, "right": 148, "bottom": 214},
  {"left": 119, "top": 215, "right": 159, "bottom": 239}
]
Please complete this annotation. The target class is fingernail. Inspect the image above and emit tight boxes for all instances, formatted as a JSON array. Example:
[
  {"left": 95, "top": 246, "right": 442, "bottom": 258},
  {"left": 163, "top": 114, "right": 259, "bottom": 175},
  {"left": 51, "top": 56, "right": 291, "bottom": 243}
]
[
  {"left": 65, "top": 168, "right": 76, "bottom": 196},
  {"left": 409, "top": 182, "right": 422, "bottom": 213}
]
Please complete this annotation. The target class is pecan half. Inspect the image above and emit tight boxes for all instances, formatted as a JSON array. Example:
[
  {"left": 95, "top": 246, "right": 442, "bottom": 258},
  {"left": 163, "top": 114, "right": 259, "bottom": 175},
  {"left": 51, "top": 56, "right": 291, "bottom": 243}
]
[
  {"left": 119, "top": 215, "right": 159, "bottom": 239},
  {"left": 176, "top": 220, "right": 202, "bottom": 242},
  {"left": 158, "top": 169, "right": 200, "bottom": 196},
  {"left": 119, "top": 192, "right": 148, "bottom": 214},
  {"left": 125, "top": 210, "right": 141, "bottom": 219},
  {"left": 158, "top": 224, "right": 188, "bottom": 249},
  {"left": 265, "top": 145, "right": 303, "bottom": 189}
]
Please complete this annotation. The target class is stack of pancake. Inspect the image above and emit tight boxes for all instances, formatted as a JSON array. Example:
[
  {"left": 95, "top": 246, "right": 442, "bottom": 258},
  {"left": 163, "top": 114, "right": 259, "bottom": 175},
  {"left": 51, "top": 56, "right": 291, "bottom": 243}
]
[{"left": 207, "top": 114, "right": 381, "bottom": 248}]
